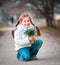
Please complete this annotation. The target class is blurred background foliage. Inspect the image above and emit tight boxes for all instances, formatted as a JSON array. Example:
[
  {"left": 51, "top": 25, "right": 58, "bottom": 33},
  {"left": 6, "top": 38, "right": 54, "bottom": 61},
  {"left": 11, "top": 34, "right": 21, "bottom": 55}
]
[{"left": 0, "top": 0, "right": 60, "bottom": 28}]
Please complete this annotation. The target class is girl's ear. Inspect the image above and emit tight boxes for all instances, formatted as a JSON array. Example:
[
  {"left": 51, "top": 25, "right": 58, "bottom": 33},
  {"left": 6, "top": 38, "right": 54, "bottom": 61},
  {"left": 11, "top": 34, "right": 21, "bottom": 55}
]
[{"left": 36, "top": 26, "right": 41, "bottom": 36}]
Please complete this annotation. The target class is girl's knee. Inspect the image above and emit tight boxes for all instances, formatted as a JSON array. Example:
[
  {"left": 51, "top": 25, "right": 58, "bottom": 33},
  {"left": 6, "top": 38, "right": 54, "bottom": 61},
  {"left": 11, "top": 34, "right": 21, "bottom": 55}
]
[
  {"left": 36, "top": 39, "right": 43, "bottom": 45},
  {"left": 35, "top": 39, "right": 43, "bottom": 49}
]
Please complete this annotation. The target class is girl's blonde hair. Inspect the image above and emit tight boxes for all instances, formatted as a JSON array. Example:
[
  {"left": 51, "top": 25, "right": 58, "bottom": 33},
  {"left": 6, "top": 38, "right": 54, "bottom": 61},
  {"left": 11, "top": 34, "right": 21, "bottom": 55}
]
[
  {"left": 19, "top": 13, "right": 34, "bottom": 25},
  {"left": 15, "top": 13, "right": 34, "bottom": 26}
]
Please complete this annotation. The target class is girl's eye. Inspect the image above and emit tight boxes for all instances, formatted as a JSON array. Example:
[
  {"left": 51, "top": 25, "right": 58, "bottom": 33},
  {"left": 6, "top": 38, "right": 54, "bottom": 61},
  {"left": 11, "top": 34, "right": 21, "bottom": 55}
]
[
  {"left": 27, "top": 20, "right": 29, "bottom": 22},
  {"left": 24, "top": 21, "right": 26, "bottom": 22}
]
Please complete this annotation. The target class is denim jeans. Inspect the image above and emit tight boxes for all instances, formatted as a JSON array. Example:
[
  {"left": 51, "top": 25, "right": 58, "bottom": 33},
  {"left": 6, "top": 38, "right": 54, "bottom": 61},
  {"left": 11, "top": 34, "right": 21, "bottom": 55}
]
[{"left": 16, "top": 39, "right": 43, "bottom": 61}]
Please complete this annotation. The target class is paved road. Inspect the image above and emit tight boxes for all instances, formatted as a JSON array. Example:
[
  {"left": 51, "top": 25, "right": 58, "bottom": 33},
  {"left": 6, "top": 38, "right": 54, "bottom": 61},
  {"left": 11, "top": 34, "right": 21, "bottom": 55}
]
[{"left": 0, "top": 28, "right": 60, "bottom": 65}]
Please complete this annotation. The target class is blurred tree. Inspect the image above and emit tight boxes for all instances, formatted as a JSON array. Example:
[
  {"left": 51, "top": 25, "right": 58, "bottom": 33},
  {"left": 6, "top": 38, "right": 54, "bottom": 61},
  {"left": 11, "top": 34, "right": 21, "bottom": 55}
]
[
  {"left": 0, "top": 0, "right": 8, "bottom": 6},
  {"left": 0, "top": 0, "right": 9, "bottom": 24},
  {"left": 29, "top": 0, "right": 60, "bottom": 28},
  {"left": 0, "top": 0, "right": 60, "bottom": 27}
]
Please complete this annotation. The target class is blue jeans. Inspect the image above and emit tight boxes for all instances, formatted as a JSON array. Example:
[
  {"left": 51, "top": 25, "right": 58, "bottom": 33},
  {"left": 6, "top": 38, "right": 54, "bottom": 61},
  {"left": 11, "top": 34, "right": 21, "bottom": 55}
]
[{"left": 16, "top": 39, "right": 43, "bottom": 61}]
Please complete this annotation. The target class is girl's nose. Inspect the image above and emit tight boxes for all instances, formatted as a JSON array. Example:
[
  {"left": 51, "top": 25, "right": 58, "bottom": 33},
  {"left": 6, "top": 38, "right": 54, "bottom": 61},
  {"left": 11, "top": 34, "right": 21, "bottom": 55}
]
[{"left": 26, "top": 21, "right": 28, "bottom": 24}]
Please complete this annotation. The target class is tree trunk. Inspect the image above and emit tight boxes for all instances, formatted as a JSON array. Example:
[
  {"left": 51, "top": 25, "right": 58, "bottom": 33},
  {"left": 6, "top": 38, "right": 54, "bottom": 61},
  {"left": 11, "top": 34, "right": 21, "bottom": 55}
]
[{"left": 46, "top": 16, "right": 53, "bottom": 27}]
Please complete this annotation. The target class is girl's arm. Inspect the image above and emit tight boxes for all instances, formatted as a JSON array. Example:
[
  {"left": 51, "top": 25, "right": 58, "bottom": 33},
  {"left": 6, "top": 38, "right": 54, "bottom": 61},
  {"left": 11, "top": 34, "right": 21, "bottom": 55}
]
[
  {"left": 15, "top": 36, "right": 30, "bottom": 46},
  {"left": 11, "top": 21, "right": 20, "bottom": 39}
]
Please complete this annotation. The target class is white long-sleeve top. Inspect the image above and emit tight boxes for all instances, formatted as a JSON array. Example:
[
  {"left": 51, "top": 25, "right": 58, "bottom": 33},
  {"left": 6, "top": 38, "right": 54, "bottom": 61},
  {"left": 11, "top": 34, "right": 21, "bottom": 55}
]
[{"left": 14, "top": 24, "right": 38, "bottom": 50}]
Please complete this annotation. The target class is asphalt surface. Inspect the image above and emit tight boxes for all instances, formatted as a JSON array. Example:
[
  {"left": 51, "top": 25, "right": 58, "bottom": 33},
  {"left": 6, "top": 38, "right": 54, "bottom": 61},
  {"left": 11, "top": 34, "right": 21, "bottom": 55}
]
[{"left": 0, "top": 28, "right": 60, "bottom": 65}]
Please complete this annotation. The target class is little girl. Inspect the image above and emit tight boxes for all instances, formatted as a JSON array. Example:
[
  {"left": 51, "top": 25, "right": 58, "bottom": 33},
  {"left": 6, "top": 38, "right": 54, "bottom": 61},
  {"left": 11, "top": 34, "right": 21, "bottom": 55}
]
[{"left": 11, "top": 13, "right": 43, "bottom": 61}]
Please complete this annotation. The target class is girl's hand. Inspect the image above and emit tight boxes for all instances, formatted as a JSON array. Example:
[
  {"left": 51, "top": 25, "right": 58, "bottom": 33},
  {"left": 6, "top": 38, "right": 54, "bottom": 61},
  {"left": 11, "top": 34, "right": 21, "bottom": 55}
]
[{"left": 28, "top": 36, "right": 35, "bottom": 44}]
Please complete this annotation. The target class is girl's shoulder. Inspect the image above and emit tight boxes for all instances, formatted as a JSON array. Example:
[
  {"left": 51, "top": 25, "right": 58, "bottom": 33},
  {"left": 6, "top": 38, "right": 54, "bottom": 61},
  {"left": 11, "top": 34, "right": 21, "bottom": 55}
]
[
  {"left": 30, "top": 24, "right": 37, "bottom": 30},
  {"left": 14, "top": 24, "right": 24, "bottom": 32}
]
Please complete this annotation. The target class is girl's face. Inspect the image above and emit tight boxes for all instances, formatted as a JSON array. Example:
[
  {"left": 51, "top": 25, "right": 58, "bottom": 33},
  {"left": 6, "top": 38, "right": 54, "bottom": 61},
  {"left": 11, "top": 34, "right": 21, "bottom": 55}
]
[{"left": 20, "top": 17, "right": 31, "bottom": 28}]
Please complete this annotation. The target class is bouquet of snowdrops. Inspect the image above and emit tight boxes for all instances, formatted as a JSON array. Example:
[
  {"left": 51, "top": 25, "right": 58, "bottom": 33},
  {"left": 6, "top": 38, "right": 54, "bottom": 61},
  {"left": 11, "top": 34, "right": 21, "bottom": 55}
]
[{"left": 24, "top": 29, "right": 35, "bottom": 43}]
